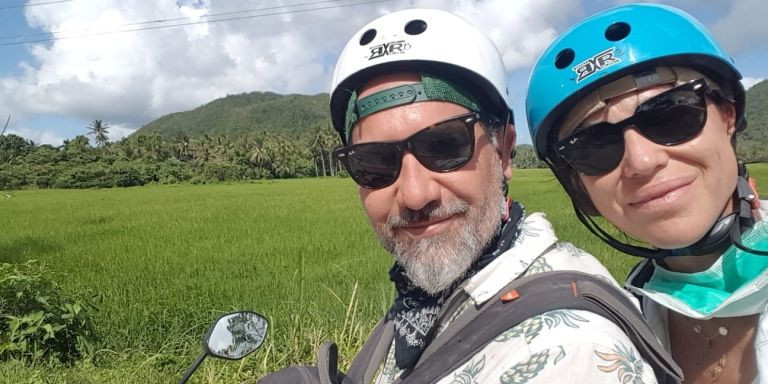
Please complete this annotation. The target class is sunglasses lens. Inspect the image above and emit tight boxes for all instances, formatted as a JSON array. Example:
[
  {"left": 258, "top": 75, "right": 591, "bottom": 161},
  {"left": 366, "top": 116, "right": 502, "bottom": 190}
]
[
  {"left": 560, "top": 127, "right": 624, "bottom": 175},
  {"left": 345, "top": 143, "right": 400, "bottom": 188},
  {"left": 557, "top": 80, "right": 709, "bottom": 176},
  {"left": 638, "top": 105, "right": 706, "bottom": 146},
  {"left": 338, "top": 112, "right": 479, "bottom": 188},
  {"left": 411, "top": 119, "right": 474, "bottom": 172}
]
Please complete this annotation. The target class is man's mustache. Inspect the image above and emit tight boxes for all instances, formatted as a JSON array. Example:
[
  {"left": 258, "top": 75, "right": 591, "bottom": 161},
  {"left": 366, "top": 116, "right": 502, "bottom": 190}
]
[{"left": 387, "top": 200, "right": 470, "bottom": 229}]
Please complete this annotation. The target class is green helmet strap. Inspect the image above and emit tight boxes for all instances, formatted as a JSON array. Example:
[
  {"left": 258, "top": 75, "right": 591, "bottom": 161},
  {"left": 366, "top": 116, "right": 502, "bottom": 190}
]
[
  {"left": 357, "top": 83, "right": 430, "bottom": 118},
  {"left": 344, "top": 74, "right": 481, "bottom": 141}
]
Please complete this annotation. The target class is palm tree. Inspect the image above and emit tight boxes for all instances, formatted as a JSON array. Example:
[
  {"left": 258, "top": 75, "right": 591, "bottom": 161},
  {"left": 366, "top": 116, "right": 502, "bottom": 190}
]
[
  {"left": 86, "top": 119, "right": 110, "bottom": 147},
  {"left": 170, "top": 132, "right": 191, "bottom": 161},
  {"left": 310, "top": 126, "right": 326, "bottom": 177},
  {"left": 313, "top": 123, "right": 340, "bottom": 176},
  {"left": 1, "top": 114, "right": 10, "bottom": 136},
  {"left": 249, "top": 145, "right": 270, "bottom": 168}
]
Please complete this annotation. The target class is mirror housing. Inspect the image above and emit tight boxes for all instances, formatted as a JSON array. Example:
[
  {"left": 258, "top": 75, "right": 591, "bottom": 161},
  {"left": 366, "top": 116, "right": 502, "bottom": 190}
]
[
  {"left": 204, "top": 311, "right": 268, "bottom": 360},
  {"left": 179, "top": 311, "right": 268, "bottom": 384}
]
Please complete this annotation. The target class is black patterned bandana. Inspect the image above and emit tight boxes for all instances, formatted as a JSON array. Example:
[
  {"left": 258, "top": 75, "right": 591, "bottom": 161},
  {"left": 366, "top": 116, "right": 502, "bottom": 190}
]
[{"left": 387, "top": 201, "right": 525, "bottom": 371}]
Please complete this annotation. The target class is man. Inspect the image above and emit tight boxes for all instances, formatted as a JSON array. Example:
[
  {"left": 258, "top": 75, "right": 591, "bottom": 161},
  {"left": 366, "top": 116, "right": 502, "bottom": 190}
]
[{"left": 320, "top": 9, "right": 666, "bottom": 384}]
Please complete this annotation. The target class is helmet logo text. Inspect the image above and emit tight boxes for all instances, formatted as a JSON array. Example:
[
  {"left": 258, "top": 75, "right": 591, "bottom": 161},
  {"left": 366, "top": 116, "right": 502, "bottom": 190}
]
[
  {"left": 368, "top": 40, "right": 411, "bottom": 60},
  {"left": 572, "top": 48, "right": 621, "bottom": 83}
]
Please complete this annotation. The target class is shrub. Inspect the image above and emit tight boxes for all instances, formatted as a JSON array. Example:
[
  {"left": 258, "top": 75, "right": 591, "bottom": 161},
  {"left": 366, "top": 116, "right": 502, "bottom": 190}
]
[
  {"left": 0, "top": 260, "right": 98, "bottom": 364},
  {"left": 202, "top": 162, "right": 251, "bottom": 182}
]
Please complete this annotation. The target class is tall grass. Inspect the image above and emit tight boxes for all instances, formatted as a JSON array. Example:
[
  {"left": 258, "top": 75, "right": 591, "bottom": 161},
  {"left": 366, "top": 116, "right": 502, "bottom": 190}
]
[
  {"left": 1, "top": 178, "right": 391, "bottom": 382},
  {"left": 1, "top": 164, "right": 766, "bottom": 383}
]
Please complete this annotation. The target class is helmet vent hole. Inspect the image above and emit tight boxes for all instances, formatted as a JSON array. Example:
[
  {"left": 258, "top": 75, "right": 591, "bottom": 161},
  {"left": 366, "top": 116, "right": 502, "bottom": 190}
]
[
  {"left": 404, "top": 19, "right": 427, "bottom": 35},
  {"left": 359, "top": 29, "right": 376, "bottom": 45},
  {"left": 605, "top": 22, "right": 630, "bottom": 41},
  {"left": 554, "top": 49, "right": 575, "bottom": 69}
]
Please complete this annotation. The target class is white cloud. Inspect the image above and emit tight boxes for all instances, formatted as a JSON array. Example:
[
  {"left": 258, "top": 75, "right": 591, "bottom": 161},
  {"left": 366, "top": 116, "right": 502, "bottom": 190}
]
[
  {"left": 106, "top": 123, "right": 136, "bottom": 142},
  {"left": 5, "top": 120, "right": 133, "bottom": 146},
  {"left": 742, "top": 77, "right": 765, "bottom": 90},
  {"left": 391, "top": 0, "right": 583, "bottom": 71},
  {"left": 0, "top": 0, "right": 581, "bottom": 139},
  {"left": 451, "top": 0, "right": 583, "bottom": 70},
  {"left": 710, "top": 0, "right": 768, "bottom": 55},
  {"left": 1, "top": 0, "right": 379, "bottom": 132},
  {"left": 7, "top": 127, "right": 65, "bottom": 146}
]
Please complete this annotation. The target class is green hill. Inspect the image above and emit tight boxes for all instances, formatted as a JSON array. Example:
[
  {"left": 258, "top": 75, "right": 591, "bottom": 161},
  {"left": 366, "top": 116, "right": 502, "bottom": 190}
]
[
  {"left": 135, "top": 91, "right": 331, "bottom": 136},
  {"left": 744, "top": 80, "right": 768, "bottom": 142},
  {"left": 135, "top": 80, "right": 767, "bottom": 161},
  {"left": 739, "top": 80, "right": 768, "bottom": 162}
]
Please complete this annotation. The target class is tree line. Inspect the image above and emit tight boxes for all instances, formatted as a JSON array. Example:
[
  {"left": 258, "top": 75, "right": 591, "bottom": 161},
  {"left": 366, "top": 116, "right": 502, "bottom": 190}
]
[
  {"left": 0, "top": 122, "right": 342, "bottom": 190},
  {"left": 1, "top": 126, "right": 765, "bottom": 190}
]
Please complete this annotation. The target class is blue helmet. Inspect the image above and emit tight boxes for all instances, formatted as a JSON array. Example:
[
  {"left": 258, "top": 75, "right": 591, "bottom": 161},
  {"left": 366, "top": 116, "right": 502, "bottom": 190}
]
[
  {"left": 523, "top": 3, "right": 757, "bottom": 259},
  {"left": 526, "top": 3, "right": 744, "bottom": 162}
]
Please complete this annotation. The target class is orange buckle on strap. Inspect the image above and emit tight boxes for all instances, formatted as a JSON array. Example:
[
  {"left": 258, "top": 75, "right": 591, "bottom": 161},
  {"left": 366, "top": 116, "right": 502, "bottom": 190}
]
[{"left": 500, "top": 289, "right": 520, "bottom": 302}]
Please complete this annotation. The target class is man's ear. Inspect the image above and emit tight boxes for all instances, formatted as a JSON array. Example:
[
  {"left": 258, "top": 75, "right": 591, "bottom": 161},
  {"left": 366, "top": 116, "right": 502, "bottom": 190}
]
[{"left": 500, "top": 123, "right": 516, "bottom": 181}]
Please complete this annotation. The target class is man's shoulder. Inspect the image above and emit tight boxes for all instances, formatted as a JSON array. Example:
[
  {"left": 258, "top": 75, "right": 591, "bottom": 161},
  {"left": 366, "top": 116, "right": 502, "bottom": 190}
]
[
  {"left": 520, "top": 211, "right": 618, "bottom": 285},
  {"left": 435, "top": 308, "right": 658, "bottom": 383},
  {"left": 498, "top": 308, "right": 647, "bottom": 360},
  {"left": 533, "top": 240, "right": 618, "bottom": 283},
  {"left": 464, "top": 211, "right": 623, "bottom": 305}
]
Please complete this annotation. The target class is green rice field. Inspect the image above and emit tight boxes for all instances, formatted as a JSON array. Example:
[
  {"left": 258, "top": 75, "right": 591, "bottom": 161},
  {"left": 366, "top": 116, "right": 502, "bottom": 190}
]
[{"left": 1, "top": 164, "right": 767, "bottom": 383}]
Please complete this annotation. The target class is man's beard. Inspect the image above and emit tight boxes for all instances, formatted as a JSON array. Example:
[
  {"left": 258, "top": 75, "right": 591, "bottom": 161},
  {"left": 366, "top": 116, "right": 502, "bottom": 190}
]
[{"left": 373, "top": 158, "right": 505, "bottom": 295}]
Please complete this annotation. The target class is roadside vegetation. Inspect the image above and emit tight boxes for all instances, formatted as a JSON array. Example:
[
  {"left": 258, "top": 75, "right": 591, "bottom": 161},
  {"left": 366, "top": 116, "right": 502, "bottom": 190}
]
[
  {"left": 0, "top": 164, "right": 766, "bottom": 383},
  {"left": 2, "top": 80, "right": 767, "bottom": 191}
]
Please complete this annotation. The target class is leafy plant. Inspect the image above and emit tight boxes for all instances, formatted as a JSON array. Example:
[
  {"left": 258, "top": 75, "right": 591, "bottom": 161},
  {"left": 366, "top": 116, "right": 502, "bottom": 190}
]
[{"left": 0, "top": 260, "right": 98, "bottom": 364}]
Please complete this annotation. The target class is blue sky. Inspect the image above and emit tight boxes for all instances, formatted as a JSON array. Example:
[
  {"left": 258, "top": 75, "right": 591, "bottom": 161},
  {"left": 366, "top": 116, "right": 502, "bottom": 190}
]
[{"left": 0, "top": 0, "right": 766, "bottom": 146}]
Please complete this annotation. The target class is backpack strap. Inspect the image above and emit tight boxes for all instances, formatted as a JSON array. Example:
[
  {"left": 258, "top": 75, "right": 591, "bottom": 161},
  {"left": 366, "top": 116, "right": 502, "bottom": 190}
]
[
  {"left": 626, "top": 260, "right": 657, "bottom": 312},
  {"left": 400, "top": 271, "right": 683, "bottom": 384},
  {"left": 343, "top": 319, "right": 395, "bottom": 384},
  {"left": 317, "top": 341, "right": 340, "bottom": 384}
]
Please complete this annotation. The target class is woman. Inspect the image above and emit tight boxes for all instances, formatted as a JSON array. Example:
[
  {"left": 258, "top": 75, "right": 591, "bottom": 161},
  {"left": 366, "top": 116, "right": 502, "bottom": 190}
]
[{"left": 526, "top": 4, "right": 767, "bottom": 384}]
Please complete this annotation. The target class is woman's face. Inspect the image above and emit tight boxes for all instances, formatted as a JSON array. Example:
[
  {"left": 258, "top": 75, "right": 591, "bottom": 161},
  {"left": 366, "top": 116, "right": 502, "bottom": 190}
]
[{"left": 576, "top": 84, "right": 738, "bottom": 249}]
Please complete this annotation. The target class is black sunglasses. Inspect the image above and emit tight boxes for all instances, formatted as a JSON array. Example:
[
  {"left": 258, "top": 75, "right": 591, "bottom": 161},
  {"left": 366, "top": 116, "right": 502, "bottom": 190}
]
[
  {"left": 553, "top": 78, "right": 716, "bottom": 176},
  {"left": 333, "top": 112, "right": 496, "bottom": 189}
]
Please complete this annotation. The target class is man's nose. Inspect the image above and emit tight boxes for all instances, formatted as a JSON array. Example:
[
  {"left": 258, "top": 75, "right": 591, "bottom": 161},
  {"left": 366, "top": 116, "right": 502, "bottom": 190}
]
[{"left": 395, "top": 151, "right": 441, "bottom": 211}]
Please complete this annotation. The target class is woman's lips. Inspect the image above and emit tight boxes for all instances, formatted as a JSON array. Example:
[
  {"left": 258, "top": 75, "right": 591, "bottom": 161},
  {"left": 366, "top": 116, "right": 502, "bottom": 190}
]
[{"left": 628, "top": 176, "right": 696, "bottom": 209}]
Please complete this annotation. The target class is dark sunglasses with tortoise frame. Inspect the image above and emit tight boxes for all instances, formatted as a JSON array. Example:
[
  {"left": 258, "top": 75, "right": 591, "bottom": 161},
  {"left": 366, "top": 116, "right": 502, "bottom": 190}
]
[{"left": 334, "top": 112, "right": 499, "bottom": 189}]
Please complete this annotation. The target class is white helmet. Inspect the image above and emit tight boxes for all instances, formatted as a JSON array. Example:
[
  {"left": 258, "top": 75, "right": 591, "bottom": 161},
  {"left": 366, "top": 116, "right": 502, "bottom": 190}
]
[{"left": 329, "top": 8, "right": 512, "bottom": 144}]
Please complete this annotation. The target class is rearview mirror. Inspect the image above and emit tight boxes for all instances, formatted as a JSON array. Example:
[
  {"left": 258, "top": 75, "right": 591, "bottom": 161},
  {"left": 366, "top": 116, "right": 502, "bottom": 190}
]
[
  {"left": 179, "top": 311, "right": 268, "bottom": 384},
  {"left": 205, "top": 311, "right": 268, "bottom": 359}
]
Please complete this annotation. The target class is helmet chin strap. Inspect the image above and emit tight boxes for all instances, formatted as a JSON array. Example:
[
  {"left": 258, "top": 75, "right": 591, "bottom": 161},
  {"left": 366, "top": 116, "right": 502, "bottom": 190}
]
[
  {"left": 728, "top": 163, "right": 768, "bottom": 255},
  {"left": 575, "top": 162, "right": 768, "bottom": 258}
]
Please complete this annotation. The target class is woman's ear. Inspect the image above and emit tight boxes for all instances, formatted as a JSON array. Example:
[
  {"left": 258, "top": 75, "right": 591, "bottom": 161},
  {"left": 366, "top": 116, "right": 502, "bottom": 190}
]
[{"left": 721, "top": 102, "right": 737, "bottom": 136}]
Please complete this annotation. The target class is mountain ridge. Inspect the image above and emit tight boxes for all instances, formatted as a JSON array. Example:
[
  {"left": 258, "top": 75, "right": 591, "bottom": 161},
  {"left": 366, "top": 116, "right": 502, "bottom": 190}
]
[
  {"left": 135, "top": 80, "right": 768, "bottom": 162},
  {"left": 136, "top": 91, "right": 332, "bottom": 137}
]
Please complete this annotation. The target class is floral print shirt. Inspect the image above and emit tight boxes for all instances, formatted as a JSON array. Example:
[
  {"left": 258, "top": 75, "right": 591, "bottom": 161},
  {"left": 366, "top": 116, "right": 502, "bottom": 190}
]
[{"left": 372, "top": 212, "right": 657, "bottom": 384}]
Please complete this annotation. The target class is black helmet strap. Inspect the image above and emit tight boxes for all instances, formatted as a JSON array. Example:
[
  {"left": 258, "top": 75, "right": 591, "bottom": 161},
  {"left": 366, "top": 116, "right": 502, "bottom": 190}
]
[{"left": 574, "top": 162, "right": 768, "bottom": 258}]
